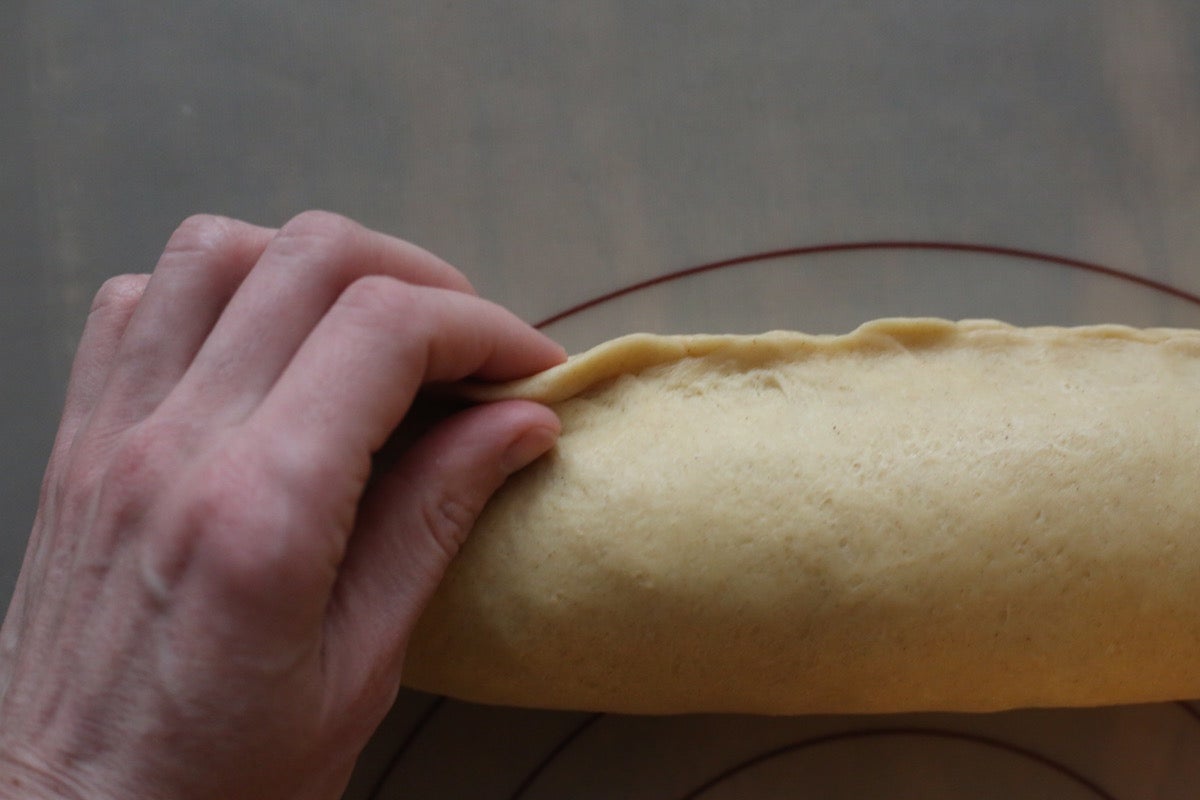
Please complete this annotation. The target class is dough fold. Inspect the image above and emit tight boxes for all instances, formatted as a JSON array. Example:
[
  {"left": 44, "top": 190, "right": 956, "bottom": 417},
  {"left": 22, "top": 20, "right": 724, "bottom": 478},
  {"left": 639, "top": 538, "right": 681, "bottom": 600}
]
[{"left": 402, "top": 318, "right": 1200, "bottom": 714}]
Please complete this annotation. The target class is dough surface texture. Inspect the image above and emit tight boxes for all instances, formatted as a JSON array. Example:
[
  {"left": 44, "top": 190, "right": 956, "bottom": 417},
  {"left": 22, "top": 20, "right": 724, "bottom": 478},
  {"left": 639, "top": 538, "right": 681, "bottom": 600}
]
[{"left": 401, "top": 318, "right": 1200, "bottom": 714}]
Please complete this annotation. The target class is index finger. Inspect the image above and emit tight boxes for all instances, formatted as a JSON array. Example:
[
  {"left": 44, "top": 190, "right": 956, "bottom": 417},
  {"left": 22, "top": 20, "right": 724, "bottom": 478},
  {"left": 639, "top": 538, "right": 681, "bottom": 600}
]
[{"left": 244, "top": 276, "right": 565, "bottom": 493}]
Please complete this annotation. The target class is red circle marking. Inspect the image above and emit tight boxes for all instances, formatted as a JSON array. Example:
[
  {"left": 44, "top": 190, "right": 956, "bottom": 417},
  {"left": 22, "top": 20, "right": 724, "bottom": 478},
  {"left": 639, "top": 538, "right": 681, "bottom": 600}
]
[
  {"left": 674, "top": 728, "right": 1119, "bottom": 800},
  {"left": 534, "top": 241, "right": 1200, "bottom": 329}
]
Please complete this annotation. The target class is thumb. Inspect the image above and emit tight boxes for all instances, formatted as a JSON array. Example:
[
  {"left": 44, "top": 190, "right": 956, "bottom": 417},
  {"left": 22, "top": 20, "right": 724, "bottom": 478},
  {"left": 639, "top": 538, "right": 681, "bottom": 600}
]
[{"left": 328, "top": 399, "right": 560, "bottom": 676}]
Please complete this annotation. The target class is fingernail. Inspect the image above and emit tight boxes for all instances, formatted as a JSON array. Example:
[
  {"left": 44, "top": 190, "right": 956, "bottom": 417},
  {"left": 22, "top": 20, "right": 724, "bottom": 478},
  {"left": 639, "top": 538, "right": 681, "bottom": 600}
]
[{"left": 501, "top": 426, "right": 558, "bottom": 474}]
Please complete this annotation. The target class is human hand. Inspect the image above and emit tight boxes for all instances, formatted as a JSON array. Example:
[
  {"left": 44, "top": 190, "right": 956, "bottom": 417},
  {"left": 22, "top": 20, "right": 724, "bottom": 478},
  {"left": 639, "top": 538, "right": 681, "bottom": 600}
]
[{"left": 0, "top": 212, "right": 565, "bottom": 799}]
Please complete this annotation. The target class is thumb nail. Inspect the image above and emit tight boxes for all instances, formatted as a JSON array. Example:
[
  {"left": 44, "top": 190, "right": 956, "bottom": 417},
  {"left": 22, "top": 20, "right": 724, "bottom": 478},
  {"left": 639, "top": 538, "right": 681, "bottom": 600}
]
[{"left": 500, "top": 426, "right": 558, "bottom": 475}]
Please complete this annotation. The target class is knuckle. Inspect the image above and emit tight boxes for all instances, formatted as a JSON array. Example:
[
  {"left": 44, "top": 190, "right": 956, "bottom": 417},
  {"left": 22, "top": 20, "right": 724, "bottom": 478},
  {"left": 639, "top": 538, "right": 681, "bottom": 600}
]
[
  {"left": 276, "top": 210, "right": 359, "bottom": 253},
  {"left": 75, "top": 421, "right": 181, "bottom": 536},
  {"left": 103, "top": 421, "right": 177, "bottom": 499},
  {"left": 162, "top": 213, "right": 240, "bottom": 260},
  {"left": 185, "top": 471, "right": 271, "bottom": 552},
  {"left": 89, "top": 273, "right": 148, "bottom": 315},
  {"left": 273, "top": 211, "right": 367, "bottom": 289},
  {"left": 337, "top": 274, "right": 417, "bottom": 319},
  {"left": 164, "top": 452, "right": 291, "bottom": 592},
  {"left": 181, "top": 455, "right": 267, "bottom": 534},
  {"left": 164, "top": 441, "right": 341, "bottom": 599},
  {"left": 419, "top": 493, "right": 480, "bottom": 562}
]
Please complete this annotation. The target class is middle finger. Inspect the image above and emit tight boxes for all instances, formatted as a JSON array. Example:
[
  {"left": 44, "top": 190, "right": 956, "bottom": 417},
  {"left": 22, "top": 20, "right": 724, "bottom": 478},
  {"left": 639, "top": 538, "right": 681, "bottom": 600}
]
[{"left": 167, "top": 211, "right": 477, "bottom": 420}]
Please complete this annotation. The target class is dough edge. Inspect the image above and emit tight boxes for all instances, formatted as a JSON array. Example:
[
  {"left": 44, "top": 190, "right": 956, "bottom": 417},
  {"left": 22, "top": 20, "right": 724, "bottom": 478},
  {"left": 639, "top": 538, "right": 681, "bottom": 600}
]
[{"left": 459, "top": 317, "right": 1200, "bottom": 403}]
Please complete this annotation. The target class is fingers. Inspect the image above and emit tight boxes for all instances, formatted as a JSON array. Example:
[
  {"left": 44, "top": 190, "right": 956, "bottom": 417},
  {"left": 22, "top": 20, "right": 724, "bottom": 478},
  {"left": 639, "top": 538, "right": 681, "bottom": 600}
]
[
  {"left": 327, "top": 399, "right": 560, "bottom": 683},
  {"left": 168, "top": 211, "right": 479, "bottom": 421},
  {"left": 243, "top": 277, "right": 565, "bottom": 494},
  {"left": 55, "top": 274, "right": 151, "bottom": 450},
  {"left": 97, "top": 215, "right": 276, "bottom": 424}
]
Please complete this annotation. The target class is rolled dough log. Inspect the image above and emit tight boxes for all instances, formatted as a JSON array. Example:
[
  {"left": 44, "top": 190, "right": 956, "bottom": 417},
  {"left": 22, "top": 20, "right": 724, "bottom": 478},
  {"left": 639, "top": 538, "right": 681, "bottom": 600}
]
[{"left": 401, "top": 318, "right": 1200, "bottom": 714}]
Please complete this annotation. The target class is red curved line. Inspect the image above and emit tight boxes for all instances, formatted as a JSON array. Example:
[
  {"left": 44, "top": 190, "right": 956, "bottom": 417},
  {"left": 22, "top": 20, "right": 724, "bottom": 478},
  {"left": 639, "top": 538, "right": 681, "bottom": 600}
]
[
  {"left": 534, "top": 241, "right": 1200, "bottom": 329},
  {"left": 675, "top": 727, "right": 1120, "bottom": 800},
  {"left": 504, "top": 713, "right": 605, "bottom": 800},
  {"left": 1178, "top": 701, "right": 1200, "bottom": 726},
  {"left": 365, "top": 696, "right": 446, "bottom": 800}
]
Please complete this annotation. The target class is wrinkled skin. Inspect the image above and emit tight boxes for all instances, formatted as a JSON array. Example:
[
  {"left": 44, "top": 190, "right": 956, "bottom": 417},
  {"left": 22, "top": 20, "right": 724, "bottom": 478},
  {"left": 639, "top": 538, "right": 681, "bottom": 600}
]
[{"left": 0, "top": 212, "right": 564, "bottom": 799}]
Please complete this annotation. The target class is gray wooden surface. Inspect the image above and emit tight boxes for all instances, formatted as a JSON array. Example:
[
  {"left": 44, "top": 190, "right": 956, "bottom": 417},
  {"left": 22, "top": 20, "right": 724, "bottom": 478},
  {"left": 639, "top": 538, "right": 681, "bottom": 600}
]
[{"left": 4, "top": 2, "right": 1200, "bottom": 794}]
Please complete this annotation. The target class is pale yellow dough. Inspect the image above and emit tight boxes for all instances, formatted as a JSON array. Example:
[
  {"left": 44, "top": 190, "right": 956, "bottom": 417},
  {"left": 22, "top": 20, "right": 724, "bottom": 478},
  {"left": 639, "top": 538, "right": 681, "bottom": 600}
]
[{"left": 401, "top": 318, "right": 1200, "bottom": 714}]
